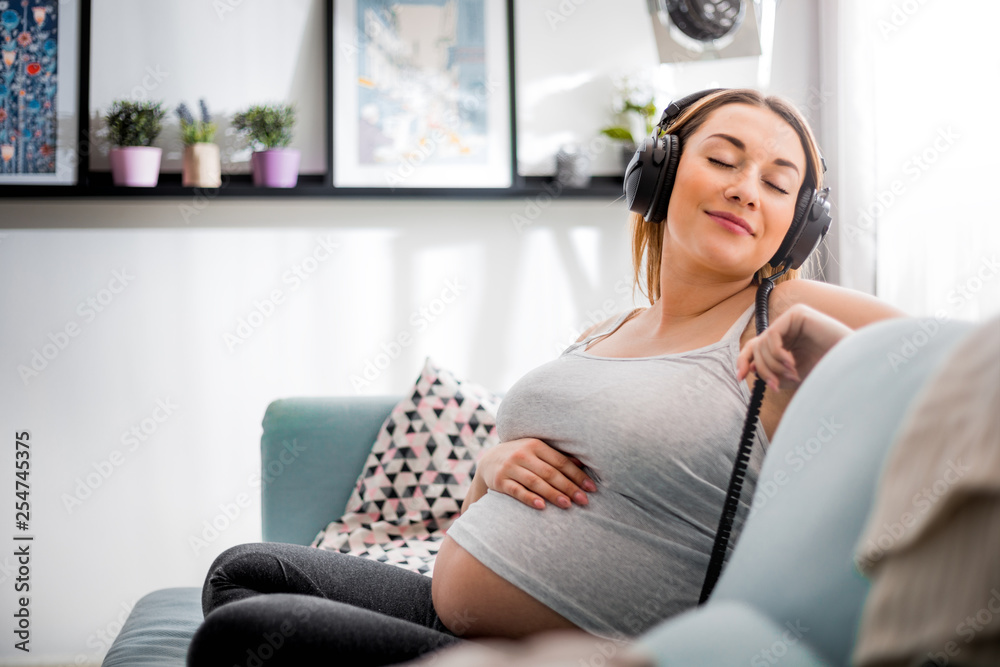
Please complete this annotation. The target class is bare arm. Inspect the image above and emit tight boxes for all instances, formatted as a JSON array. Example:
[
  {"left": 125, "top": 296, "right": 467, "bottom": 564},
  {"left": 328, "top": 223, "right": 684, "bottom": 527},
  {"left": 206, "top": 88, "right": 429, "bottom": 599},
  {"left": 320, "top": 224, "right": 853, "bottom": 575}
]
[
  {"left": 460, "top": 471, "right": 489, "bottom": 514},
  {"left": 772, "top": 278, "right": 908, "bottom": 330}
]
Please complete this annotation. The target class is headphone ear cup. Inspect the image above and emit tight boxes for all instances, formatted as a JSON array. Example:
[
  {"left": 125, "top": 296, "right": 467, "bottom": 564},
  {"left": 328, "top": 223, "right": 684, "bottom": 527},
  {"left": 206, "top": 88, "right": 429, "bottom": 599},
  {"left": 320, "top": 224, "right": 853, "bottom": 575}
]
[
  {"left": 624, "top": 138, "right": 663, "bottom": 220},
  {"left": 768, "top": 186, "right": 832, "bottom": 270},
  {"left": 768, "top": 185, "right": 813, "bottom": 268},
  {"left": 645, "top": 134, "right": 680, "bottom": 223}
]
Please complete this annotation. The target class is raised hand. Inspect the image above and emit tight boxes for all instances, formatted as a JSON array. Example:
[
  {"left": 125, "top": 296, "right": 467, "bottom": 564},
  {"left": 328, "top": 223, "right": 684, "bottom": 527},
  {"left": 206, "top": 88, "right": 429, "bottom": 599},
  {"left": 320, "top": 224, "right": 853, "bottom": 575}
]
[{"left": 737, "top": 303, "right": 853, "bottom": 392}]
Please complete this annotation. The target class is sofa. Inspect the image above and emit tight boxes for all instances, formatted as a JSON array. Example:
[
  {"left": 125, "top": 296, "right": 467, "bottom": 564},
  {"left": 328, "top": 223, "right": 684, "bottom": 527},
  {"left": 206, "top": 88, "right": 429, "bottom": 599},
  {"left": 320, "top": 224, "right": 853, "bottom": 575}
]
[{"left": 101, "top": 315, "right": 977, "bottom": 666}]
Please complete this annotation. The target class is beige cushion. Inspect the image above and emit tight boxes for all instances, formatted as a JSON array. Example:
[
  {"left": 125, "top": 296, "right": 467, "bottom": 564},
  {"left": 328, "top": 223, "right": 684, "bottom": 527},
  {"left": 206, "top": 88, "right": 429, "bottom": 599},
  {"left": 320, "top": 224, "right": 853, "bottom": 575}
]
[{"left": 852, "top": 314, "right": 1000, "bottom": 667}]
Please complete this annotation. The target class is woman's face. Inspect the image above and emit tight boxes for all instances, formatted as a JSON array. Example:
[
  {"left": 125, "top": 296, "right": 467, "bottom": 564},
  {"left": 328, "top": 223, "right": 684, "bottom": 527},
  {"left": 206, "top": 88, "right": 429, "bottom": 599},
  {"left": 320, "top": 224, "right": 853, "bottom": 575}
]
[{"left": 663, "top": 103, "right": 807, "bottom": 282}]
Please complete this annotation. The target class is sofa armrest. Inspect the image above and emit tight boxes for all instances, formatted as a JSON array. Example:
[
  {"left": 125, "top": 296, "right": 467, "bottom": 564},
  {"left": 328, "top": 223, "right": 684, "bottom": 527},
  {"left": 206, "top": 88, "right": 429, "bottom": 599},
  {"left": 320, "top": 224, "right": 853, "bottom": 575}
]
[
  {"left": 260, "top": 395, "right": 400, "bottom": 546},
  {"left": 633, "top": 601, "right": 833, "bottom": 667}
]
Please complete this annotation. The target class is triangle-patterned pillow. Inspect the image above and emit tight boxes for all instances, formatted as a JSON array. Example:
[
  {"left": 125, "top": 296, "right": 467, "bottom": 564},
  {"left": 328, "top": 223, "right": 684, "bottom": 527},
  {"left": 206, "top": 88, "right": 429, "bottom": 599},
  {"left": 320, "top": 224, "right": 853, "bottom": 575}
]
[{"left": 311, "top": 357, "right": 501, "bottom": 576}]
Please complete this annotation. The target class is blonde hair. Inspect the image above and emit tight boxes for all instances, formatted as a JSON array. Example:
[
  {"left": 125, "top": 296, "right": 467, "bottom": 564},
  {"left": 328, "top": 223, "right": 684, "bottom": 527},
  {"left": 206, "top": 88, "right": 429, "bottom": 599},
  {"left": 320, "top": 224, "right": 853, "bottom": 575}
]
[{"left": 630, "top": 89, "right": 826, "bottom": 304}]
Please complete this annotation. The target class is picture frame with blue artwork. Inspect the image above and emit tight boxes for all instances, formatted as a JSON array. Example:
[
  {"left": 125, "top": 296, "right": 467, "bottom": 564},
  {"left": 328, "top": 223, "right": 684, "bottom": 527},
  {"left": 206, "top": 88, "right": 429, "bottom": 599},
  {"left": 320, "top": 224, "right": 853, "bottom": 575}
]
[
  {"left": 331, "top": 0, "right": 516, "bottom": 189},
  {"left": 0, "top": 0, "right": 83, "bottom": 185}
]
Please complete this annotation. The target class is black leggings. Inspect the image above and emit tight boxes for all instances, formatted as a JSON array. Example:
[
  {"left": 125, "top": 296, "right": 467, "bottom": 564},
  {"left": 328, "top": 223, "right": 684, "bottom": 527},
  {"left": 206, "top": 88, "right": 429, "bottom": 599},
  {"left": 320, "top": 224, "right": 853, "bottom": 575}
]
[{"left": 187, "top": 542, "right": 469, "bottom": 667}]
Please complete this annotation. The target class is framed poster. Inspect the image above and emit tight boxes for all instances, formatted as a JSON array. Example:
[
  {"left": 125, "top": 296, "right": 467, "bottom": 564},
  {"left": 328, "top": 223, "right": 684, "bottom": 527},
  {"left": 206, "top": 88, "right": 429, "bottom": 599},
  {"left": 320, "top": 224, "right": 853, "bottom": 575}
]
[
  {"left": 0, "top": 0, "right": 81, "bottom": 184},
  {"left": 332, "top": 0, "right": 514, "bottom": 189}
]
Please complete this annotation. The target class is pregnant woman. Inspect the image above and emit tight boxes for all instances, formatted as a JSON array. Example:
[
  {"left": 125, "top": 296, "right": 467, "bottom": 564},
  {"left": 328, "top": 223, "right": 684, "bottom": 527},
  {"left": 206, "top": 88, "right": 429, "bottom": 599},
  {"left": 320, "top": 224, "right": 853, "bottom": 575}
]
[{"left": 187, "top": 88, "right": 905, "bottom": 666}]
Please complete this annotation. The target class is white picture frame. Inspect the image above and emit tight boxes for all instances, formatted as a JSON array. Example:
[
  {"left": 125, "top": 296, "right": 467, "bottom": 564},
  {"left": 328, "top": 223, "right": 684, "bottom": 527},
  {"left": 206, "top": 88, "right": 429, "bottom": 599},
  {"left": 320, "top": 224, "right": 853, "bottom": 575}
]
[{"left": 332, "top": 0, "right": 513, "bottom": 189}]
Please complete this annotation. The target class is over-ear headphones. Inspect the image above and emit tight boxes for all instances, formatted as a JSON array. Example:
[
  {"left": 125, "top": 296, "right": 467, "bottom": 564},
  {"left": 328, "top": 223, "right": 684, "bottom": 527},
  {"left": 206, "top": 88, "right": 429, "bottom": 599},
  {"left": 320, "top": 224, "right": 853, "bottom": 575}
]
[{"left": 623, "top": 88, "right": 833, "bottom": 271}]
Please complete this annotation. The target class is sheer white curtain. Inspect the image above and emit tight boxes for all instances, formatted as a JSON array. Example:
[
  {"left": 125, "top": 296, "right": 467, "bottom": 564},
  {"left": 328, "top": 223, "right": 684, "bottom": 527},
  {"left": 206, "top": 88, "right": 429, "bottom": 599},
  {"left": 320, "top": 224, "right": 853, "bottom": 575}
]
[{"left": 820, "top": 0, "right": 1000, "bottom": 321}]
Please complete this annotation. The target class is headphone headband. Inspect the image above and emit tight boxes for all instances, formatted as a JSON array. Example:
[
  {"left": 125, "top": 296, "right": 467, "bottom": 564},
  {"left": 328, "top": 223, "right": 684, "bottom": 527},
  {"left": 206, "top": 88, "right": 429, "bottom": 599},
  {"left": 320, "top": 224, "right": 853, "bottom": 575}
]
[{"left": 655, "top": 88, "right": 725, "bottom": 135}]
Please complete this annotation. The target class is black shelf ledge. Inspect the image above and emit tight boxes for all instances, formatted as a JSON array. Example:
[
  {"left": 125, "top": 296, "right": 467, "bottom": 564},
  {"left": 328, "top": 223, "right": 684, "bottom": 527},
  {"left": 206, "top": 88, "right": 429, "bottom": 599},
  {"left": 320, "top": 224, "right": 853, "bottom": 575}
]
[{"left": 0, "top": 174, "right": 625, "bottom": 200}]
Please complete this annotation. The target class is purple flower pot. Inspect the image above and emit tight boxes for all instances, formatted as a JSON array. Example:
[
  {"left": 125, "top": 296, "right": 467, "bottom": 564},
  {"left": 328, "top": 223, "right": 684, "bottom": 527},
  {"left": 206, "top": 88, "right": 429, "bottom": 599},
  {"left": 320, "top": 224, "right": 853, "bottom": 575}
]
[
  {"left": 109, "top": 146, "right": 162, "bottom": 187},
  {"left": 251, "top": 149, "right": 300, "bottom": 188}
]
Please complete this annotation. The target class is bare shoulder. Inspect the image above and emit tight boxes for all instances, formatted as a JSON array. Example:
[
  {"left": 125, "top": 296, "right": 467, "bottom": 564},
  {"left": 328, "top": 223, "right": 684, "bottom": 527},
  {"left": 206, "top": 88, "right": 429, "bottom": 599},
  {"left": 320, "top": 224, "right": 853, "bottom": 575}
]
[
  {"left": 769, "top": 279, "right": 909, "bottom": 330},
  {"left": 574, "top": 308, "right": 644, "bottom": 343}
]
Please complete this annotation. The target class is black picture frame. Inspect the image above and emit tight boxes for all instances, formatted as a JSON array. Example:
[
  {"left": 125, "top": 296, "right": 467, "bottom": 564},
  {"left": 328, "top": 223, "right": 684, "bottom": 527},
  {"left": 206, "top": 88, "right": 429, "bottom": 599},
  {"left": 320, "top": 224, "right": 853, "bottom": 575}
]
[{"left": 0, "top": 0, "right": 87, "bottom": 187}]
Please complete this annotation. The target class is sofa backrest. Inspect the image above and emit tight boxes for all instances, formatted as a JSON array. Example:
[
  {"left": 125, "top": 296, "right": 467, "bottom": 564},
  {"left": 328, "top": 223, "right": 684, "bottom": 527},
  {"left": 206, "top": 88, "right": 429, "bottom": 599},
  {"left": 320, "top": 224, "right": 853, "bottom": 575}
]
[
  {"left": 260, "top": 395, "right": 398, "bottom": 546},
  {"left": 710, "top": 317, "right": 974, "bottom": 666}
]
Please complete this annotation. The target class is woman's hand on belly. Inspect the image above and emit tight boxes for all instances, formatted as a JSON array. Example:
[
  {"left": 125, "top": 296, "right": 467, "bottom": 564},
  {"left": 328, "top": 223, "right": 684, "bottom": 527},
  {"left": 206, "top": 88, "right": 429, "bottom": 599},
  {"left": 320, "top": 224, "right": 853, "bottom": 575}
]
[
  {"left": 432, "top": 535, "right": 583, "bottom": 639},
  {"left": 477, "top": 438, "right": 597, "bottom": 511}
]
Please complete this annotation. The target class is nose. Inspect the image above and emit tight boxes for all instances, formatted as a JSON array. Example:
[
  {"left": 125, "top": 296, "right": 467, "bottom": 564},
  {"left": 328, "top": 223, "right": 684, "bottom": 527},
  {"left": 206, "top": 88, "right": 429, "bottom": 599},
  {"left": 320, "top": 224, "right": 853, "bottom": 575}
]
[{"left": 724, "top": 168, "right": 759, "bottom": 210}]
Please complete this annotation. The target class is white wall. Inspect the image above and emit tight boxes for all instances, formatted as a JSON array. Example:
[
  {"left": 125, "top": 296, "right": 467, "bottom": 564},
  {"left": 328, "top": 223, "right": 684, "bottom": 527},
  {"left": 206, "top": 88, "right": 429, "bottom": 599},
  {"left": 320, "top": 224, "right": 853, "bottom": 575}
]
[{"left": 0, "top": 1, "right": 824, "bottom": 664}]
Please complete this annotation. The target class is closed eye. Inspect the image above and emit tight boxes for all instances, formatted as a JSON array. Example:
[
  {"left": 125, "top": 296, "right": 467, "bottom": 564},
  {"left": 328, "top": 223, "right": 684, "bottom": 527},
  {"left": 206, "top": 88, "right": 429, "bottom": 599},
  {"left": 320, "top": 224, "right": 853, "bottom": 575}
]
[{"left": 710, "top": 158, "right": 791, "bottom": 195}]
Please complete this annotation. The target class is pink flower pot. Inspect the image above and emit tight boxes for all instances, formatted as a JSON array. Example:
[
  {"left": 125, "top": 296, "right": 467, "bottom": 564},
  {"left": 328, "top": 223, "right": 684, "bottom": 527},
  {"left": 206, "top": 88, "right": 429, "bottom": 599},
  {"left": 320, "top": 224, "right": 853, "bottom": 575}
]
[
  {"left": 251, "top": 149, "right": 300, "bottom": 188},
  {"left": 109, "top": 146, "right": 162, "bottom": 187}
]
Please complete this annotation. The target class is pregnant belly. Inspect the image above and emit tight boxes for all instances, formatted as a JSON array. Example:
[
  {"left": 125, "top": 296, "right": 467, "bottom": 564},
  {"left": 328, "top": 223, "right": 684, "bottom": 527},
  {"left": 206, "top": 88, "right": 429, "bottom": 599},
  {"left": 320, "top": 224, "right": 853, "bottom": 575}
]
[{"left": 431, "top": 535, "right": 582, "bottom": 639}]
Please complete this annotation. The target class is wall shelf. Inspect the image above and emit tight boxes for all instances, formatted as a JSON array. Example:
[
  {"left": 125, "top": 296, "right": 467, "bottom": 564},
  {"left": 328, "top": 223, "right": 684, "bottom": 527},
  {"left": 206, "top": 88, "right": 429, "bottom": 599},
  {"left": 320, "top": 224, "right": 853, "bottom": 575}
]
[
  {"left": 0, "top": 1, "right": 626, "bottom": 203},
  {"left": 0, "top": 175, "right": 624, "bottom": 200}
]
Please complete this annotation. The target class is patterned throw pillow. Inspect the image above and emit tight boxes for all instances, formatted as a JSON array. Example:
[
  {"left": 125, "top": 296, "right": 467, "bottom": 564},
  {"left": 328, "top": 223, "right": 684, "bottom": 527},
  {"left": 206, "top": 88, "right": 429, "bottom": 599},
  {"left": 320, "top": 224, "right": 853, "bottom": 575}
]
[{"left": 311, "top": 357, "right": 501, "bottom": 576}]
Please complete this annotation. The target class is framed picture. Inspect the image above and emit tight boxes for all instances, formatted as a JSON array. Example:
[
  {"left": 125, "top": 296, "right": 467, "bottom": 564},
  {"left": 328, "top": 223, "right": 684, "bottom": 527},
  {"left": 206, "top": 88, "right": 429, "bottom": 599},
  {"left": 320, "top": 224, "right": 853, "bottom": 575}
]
[
  {"left": 0, "top": 0, "right": 82, "bottom": 185},
  {"left": 332, "top": 0, "right": 514, "bottom": 189}
]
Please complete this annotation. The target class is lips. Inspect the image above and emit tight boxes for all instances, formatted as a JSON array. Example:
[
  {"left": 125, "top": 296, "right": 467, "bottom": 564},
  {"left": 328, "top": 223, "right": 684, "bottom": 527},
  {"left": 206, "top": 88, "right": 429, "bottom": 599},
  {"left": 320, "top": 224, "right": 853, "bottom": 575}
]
[{"left": 707, "top": 210, "right": 752, "bottom": 235}]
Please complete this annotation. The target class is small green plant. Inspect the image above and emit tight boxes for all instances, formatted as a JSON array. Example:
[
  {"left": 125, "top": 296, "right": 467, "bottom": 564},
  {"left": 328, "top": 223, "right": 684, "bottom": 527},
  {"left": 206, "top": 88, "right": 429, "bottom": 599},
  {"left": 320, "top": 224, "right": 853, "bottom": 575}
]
[
  {"left": 105, "top": 99, "right": 167, "bottom": 147},
  {"left": 232, "top": 103, "right": 296, "bottom": 151},
  {"left": 176, "top": 98, "right": 217, "bottom": 145},
  {"left": 599, "top": 97, "right": 658, "bottom": 147}
]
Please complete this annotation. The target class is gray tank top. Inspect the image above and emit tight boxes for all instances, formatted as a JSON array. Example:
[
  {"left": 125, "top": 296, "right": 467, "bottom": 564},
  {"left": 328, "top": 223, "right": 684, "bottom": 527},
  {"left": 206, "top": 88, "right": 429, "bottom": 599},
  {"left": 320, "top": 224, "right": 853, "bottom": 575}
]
[{"left": 445, "top": 303, "right": 770, "bottom": 639}]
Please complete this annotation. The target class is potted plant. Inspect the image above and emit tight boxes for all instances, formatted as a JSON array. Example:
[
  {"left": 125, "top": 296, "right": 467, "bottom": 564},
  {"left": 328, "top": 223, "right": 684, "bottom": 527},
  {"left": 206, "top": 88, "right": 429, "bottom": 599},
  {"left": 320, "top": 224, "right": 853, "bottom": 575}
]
[
  {"left": 599, "top": 83, "right": 659, "bottom": 171},
  {"left": 232, "top": 103, "right": 298, "bottom": 188},
  {"left": 105, "top": 99, "right": 167, "bottom": 187},
  {"left": 176, "top": 98, "right": 221, "bottom": 188}
]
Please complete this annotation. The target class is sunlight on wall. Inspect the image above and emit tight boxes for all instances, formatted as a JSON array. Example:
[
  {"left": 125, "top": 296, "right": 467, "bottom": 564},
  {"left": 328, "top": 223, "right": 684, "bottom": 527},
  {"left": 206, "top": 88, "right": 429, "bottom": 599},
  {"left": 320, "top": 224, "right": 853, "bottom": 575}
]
[{"left": 867, "top": 0, "right": 1000, "bottom": 321}]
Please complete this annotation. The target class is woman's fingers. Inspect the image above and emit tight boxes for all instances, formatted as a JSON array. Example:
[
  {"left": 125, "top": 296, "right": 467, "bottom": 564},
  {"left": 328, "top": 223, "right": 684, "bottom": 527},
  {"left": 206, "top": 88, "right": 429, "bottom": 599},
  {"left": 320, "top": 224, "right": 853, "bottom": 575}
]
[
  {"left": 738, "top": 304, "right": 852, "bottom": 392},
  {"left": 738, "top": 331, "right": 799, "bottom": 391},
  {"left": 500, "top": 440, "right": 596, "bottom": 510},
  {"left": 755, "top": 336, "right": 800, "bottom": 390}
]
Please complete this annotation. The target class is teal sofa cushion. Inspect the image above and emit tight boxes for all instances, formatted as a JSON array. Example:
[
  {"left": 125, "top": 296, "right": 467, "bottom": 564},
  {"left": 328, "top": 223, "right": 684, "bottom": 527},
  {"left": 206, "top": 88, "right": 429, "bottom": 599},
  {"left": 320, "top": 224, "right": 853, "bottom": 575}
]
[
  {"left": 260, "top": 395, "right": 399, "bottom": 545},
  {"left": 101, "top": 588, "right": 202, "bottom": 666},
  {"left": 635, "top": 600, "right": 833, "bottom": 666}
]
